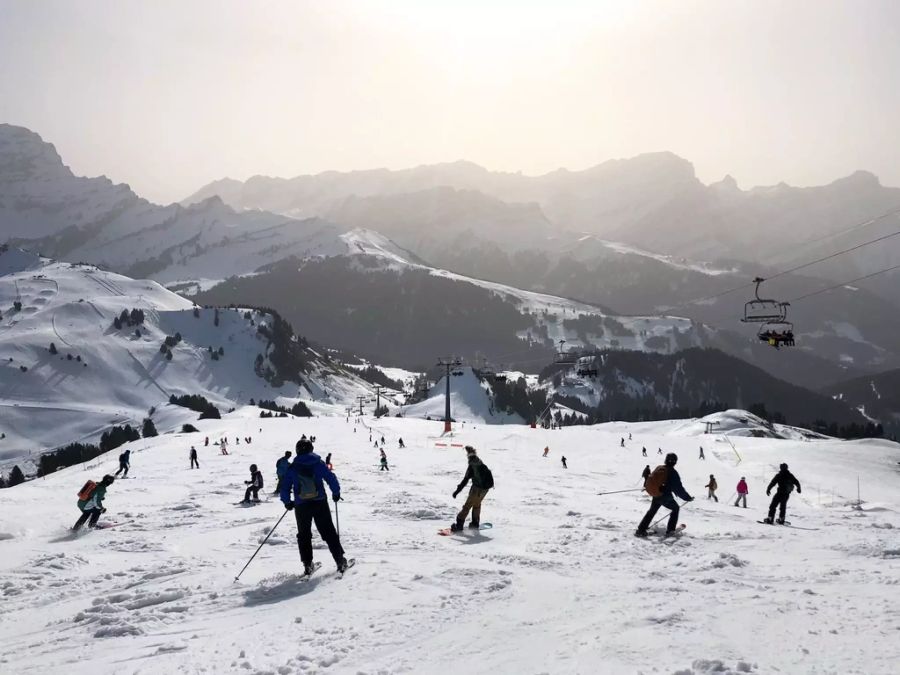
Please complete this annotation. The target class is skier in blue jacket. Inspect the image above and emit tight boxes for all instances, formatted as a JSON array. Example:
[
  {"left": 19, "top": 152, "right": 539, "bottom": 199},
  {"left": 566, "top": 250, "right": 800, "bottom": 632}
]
[
  {"left": 281, "top": 439, "right": 349, "bottom": 574},
  {"left": 635, "top": 452, "right": 693, "bottom": 537}
]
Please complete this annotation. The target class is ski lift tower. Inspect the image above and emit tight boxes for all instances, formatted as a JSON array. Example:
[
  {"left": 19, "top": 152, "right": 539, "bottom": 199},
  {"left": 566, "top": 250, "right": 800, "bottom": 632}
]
[
  {"left": 704, "top": 420, "right": 720, "bottom": 434},
  {"left": 436, "top": 357, "right": 463, "bottom": 433}
]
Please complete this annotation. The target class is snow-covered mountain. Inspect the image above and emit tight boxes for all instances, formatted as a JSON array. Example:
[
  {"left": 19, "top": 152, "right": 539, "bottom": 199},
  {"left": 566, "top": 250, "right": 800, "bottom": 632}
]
[
  {"left": 0, "top": 247, "right": 378, "bottom": 470},
  {"left": 2, "top": 411, "right": 899, "bottom": 673}
]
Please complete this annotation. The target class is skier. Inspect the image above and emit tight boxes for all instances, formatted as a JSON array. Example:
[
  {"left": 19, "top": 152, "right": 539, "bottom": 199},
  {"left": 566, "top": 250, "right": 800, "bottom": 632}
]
[
  {"left": 657, "top": 448, "right": 663, "bottom": 455},
  {"left": 543, "top": 446, "right": 550, "bottom": 457},
  {"left": 561, "top": 456, "right": 567, "bottom": 469},
  {"left": 280, "top": 438, "right": 349, "bottom": 575},
  {"left": 642, "top": 446, "right": 647, "bottom": 457},
  {"left": 379, "top": 449, "right": 389, "bottom": 472},
  {"left": 72, "top": 474, "right": 115, "bottom": 531},
  {"left": 380, "top": 436, "right": 385, "bottom": 446},
  {"left": 190, "top": 446, "right": 199, "bottom": 469},
  {"left": 635, "top": 453, "right": 693, "bottom": 537},
  {"left": 204, "top": 436, "right": 209, "bottom": 447},
  {"left": 220, "top": 439, "right": 229, "bottom": 456},
  {"left": 450, "top": 446, "right": 494, "bottom": 531},
  {"left": 764, "top": 463, "right": 801, "bottom": 524},
  {"left": 243, "top": 464, "right": 263, "bottom": 503},
  {"left": 628, "top": 433, "right": 632, "bottom": 441},
  {"left": 699, "top": 446, "right": 705, "bottom": 460},
  {"left": 620, "top": 438, "right": 625, "bottom": 448},
  {"left": 114, "top": 449, "right": 130, "bottom": 477},
  {"left": 325, "top": 452, "right": 333, "bottom": 470},
  {"left": 641, "top": 464, "right": 651, "bottom": 484},
  {"left": 705, "top": 474, "right": 718, "bottom": 502},
  {"left": 274, "top": 451, "right": 292, "bottom": 495},
  {"left": 399, "top": 438, "right": 405, "bottom": 448},
  {"left": 734, "top": 476, "right": 749, "bottom": 508},
  {"left": 236, "top": 437, "right": 240, "bottom": 445}
]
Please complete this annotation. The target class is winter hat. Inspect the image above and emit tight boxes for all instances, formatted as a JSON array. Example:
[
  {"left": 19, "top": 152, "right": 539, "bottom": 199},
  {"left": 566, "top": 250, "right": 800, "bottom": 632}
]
[
  {"left": 465, "top": 446, "right": 476, "bottom": 455},
  {"left": 780, "top": 463, "right": 788, "bottom": 471},
  {"left": 665, "top": 453, "right": 678, "bottom": 466},
  {"left": 102, "top": 474, "right": 115, "bottom": 484},
  {"left": 741, "top": 476, "right": 746, "bottom": 480},
  {"left": 250, "top": 464, "right": 258, "bottom": 472},
  {"left": 296, "top": 439, "right": 314, "bottom": 454},
  {"left": 284, "top": 450, "right": 292, "bottom": 457}
]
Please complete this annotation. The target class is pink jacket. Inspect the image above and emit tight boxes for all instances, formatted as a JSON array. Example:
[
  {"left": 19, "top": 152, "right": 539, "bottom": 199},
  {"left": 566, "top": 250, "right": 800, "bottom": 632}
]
[{"left": 737, "top": 479, "right": 748, "bottom": 494}]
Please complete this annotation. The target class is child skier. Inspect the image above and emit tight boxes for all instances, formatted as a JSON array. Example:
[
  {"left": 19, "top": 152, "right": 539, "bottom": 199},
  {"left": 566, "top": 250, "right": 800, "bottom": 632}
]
[
  {"left": 190, "top": 446, "right": 199, "bottom": 469},
  {"left": 735, "top": 477, "right": 749, "bottom": 508},
  {"left": 450, "top": 446, "right": 494, "bottom": 531},
  {"left": 243, "top": 464, "right": 263, "bottom": 503},
  {"left": 705, "top": 474, "right": 718, "bottom": 502},
  {"left": 635, "top": 453, "right": 693, "bottom": 537},
  {"left": 764, "top": 463, "right": 801, "bottom": 524},
  {"left": 280, "top": 439, "right": 349, "bottom": 575},
  {"left": 72, "top": 475, "right": 115, "bottom": 531}
]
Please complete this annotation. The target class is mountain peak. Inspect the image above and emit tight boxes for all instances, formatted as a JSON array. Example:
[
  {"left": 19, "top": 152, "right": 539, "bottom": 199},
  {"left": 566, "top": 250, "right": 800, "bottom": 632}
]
[{"left": 0, "top": 123, "right": 72, "bottom": 181}]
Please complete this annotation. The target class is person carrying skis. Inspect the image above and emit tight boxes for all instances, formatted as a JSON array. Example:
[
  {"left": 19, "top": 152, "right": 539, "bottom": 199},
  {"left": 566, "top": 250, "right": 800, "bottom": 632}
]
[
  {"left": 72, "top": 474, "right": 115, "bottom": 531},
  {"left": 243, "top": 464, "right": 263, "bottom": 503},
  {"left": 281, "top": 438, "right": 349, "bottom": 574},
  {"left": 450, "top": 446, "right": 494, "bottom": 531},
  {"left": 764, "top": 463, "right": 801, "bottom": 524},
  {"left": 190, "top": 446, "right": 199, "bottom": 469},
  {"left": 379, "top": 449, "right": 389, "bottom": 472},
  {"left": 274, "top": 451, "right": 292, "bottom": 495},
  {"left": 635, "top": 453, "right": 693, "bottom": 537},
  {"left": 114, "top": 449, "right": 130, "bottom": 477},
  {"left": 641, "top": 464, "right": 651, "bottom": 484},
  {"left": 705, "top": 474, "right": 718, "bottom": 502},
  {"left": 561, "top": 456, "right": 567, "bottom": 469},
  {"left": 735, "top": 476, "right": 749, "bottom": 508}
]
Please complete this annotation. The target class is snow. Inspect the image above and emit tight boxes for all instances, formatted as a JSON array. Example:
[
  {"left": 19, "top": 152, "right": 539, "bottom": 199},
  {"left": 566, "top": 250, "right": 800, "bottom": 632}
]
[
  {"left": 592, "top": 238, "right": 739, "bottom": 276},
  {"left": 403, "top": 367, "right": 523, "bottom": 425},
  {"left": 1, "top": 412, "right": 899, "bottom": 673}
]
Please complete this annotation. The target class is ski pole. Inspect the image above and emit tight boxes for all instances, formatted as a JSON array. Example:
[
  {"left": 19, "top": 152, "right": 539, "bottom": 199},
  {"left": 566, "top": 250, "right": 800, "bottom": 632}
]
[
  {"left": 597, "top": 488, "right": 644, "bottom": 496},
  {"left": 335, "top": 499, "right": 340, "bottom": 538},
  {"left": 650, "top": 499, "right": 689, "bottom": 529},
  {"left": 233, "top": 510, "right": 288, "bottom": 582}
]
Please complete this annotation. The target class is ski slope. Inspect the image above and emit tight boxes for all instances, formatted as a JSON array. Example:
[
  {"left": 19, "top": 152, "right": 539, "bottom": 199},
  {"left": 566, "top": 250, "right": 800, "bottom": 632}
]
[{"left": 2, "top": 411, "right": 899, "bottom": 674}]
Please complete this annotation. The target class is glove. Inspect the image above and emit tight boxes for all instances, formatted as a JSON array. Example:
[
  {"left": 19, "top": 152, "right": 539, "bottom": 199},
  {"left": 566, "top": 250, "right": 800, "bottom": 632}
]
[
  {"left": 284, "top": 502, "right": 294, "bottom": 511},
  {"left": 797, "top": 488, "right": 801, "bottom": 494},
  {"left": 766, "top": 490, "right": 771, "bottom": 497},
  {"left": 101, "top": 507, "right": 107, "bottom": 513},
  {"left": 686, "top": 497, "right": 694, "bottom": 502},
  {"left": 244, "top": 481, "right": 250, "bottom": 484},
  {"left": 332, "top": 494, "right": 342, "bottom": 502},
  {"left": 452, "top": 490, "right": 460, "bottom": 499}
]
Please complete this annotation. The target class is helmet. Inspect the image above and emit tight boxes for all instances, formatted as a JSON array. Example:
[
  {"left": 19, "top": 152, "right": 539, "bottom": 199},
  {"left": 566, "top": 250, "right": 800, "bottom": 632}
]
[
  {"left": 284, "top": 450, "right": 292, "bottom": 457},
  {"left": 780, "top": 463, "right": 788, "bottom": 471},
  {"left": 296, "top": 439, "right": 314, "bottom": 454},
  {"left": 665, "top": 453, "right": 678, "bottom": 466},
  {"left": 250, "top": 464, "right": 258, "bottom": 472},
  {"left": 102, "top": 474, "right": 115, "bottom": 484}
]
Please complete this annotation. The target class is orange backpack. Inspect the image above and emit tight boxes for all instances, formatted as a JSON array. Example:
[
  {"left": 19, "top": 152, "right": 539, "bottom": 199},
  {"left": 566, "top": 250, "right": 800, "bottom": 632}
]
[
  {"left": 77, "top": 480, "right": 97, "bottom": 501},
  {"left": 644, "top": 466, "right": 668, "bottom": 497}
]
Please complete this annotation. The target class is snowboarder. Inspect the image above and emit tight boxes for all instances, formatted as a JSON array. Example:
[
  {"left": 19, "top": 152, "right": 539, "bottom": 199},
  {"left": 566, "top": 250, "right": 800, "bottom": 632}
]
[
  {"left": 274, "top": 451, "right": 292, "bottom": 495},
  {"left": 699, "top": 446, "right": 705, "bottom": 460},
  {"left": 635, "top": 453, "right": 693, "bottom": 537},
  {"left": 379, "top": 450, "right": 389, "bottom": 472},
  {"left": 642, "top": 446, "right": 647, "bottom": 457},
  {"left": 735, "top": 477, "right": 748, "bottom": 508},
  {"left": 325, "top": 453, "right": 333, "bottom": 470},
  {"left": 450, "top": 446, "right": 494, "bottom": 531},
  {"left": 764, "top": 463, "right": 801, "bottom": 524},
  {"left": 543, "top": 446, "right": 550, "bottom": 457},
  {"left": 561, "top": 456, "right": 567, "bottom": 469},
  {"left": 641, "top": 464, "right": 651, "bottom": 484},
  {"left": 281, "top": 438, "right": 349, "bottom": 575},
  {"left": 399, "top": 438, "right": 405, "bottom": 448},
  {"left": 114, "top": 449, "right": 130, "bottom": 477},
  {"left": 705, "top": 474, "right": 718, "bottom": 502},
  {"left": 243, "top": 464, "right": 263, "bottom": 503},
  {"left": 190, "top": 446, "right": 199, "bottom": 469},
  {"left": 72, "top": 474, "right": 115, "bottom": 531}
]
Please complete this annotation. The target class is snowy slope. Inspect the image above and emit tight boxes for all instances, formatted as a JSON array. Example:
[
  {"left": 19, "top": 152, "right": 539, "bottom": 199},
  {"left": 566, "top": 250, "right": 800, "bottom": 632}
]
[
  {"left": 1, "top": 412, "right": 898, "bottom": 673},
  {"left": 402, "top": 367, "right": 524, "bottom": 425},
  {"left": 0, "top": 250, "right": 377, "bottom": 469}
]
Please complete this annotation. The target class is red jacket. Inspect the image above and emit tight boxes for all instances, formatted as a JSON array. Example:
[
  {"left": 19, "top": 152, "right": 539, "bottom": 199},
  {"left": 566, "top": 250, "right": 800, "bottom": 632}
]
[{"left": 737, "top": 479, "right": 748, "bottom": 494}]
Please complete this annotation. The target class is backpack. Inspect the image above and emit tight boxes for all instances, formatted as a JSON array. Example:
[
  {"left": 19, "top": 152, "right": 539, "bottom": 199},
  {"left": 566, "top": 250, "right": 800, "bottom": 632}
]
[
  {"left": 295, "top": 466, "right": 319, "bottom": 500},
  {"left": 644, "top": 466, "right": 668, "bottom": 497},
  {"left": 78, "top": 480, "right": 97, "bottom": 501},
  {"left": 475, "top": 462, "right": 494, "bottom": 490}
]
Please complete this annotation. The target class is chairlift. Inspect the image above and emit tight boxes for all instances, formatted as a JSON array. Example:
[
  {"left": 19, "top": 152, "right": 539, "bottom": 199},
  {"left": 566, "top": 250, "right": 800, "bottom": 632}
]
[
  {"left": 742, "top": 278, "right": 787, "bottom": 323},
  {"left": 451, "top": 369, "right": 465, "bottom": 377},
  {"left": 756, "top": 313, "right": 795, "bottom": 350},
  {"left": 576, "top": 368, "right": 598, "bottom": 378}
]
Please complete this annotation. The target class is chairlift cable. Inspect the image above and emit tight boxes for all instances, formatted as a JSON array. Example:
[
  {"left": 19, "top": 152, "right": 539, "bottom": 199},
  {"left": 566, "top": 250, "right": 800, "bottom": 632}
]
[{"left": 787, "top": 261, "right": 900, "bottom": 303}]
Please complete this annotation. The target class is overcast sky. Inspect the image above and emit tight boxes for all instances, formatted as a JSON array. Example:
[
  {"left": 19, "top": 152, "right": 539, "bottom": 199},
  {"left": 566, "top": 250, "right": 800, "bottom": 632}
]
[{"left": 1, "top": 0, "right": 899, "bottom": 204}]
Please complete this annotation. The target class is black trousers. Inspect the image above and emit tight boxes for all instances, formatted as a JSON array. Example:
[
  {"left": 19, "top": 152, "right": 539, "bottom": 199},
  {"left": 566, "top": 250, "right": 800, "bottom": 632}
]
[
  {"left": 768, "top": 492, "right": 790, "bottom": 520},
  {"left": 244, "top": 486, "right": 260, "bottom": 501},
  {"left": 115, "top": 463, "right": 129, "bottom": 477},
  {"left": 73, "top": 508, "right": 102, "bottom": 530},
  {"left": 190, "top": 457, "right": 199, "bottom": 469},
  {"left": 637, "top": 494, "right": 680, "bottom": 533},
  {"left": 294, "top": 500, "right": 344, "bottom": 565}
]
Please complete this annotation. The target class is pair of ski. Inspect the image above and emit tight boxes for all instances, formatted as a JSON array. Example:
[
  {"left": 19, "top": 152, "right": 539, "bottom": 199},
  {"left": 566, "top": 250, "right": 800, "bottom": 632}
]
[
  {"left": 757, "top": 520, "right": 818, "bottom": 531},
  {"left": 437, "top": 522, "right": 493, "bottom": 536},
  {"left": 635, "top": 523, "right": 686, "bottom": 539},
  {"left": 301, "top": 559, "right": 356, "bottom": 580}
]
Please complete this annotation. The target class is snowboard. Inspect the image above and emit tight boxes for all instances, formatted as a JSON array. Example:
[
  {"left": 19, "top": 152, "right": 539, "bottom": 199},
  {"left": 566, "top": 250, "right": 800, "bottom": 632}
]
[{"left": 438, "top": 522, "right": 492, "bottom": 536}]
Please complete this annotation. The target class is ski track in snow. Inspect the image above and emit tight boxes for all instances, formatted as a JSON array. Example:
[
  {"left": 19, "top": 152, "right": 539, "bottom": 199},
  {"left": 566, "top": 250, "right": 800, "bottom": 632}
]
[{"left": 1, "top": 416, "right": 900, "bottom": 674}]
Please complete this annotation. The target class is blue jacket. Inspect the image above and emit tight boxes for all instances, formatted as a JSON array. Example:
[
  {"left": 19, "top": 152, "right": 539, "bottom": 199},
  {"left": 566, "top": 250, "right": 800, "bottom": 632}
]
[
  {"left": 663, "top": 467, "right": 692, "bottom": 501},
  {"left": 275, "top": 456, "right": 290, "bottom": 478},
  {"left": 280, "top": 453, "right": 340, "bottom": 504}
]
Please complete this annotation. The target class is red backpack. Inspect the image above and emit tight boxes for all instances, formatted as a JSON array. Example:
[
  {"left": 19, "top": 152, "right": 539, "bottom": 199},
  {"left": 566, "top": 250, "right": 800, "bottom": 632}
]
[
  {"left": 644, "top": 466, "right": 668, "bottom": 497},
  {"left": 77, "top": 480, "right": 97, "bottom": 501}
]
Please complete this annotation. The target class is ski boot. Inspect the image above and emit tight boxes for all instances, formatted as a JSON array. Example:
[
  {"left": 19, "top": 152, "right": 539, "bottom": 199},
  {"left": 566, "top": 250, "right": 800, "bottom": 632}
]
[
  {"left": 634, "top": 529, "right": 649, "bottom": 538},
  {"left": 449, "top": 521, "right": 464, "bottom": 532},
  {"left": 762, "top": 517, "right": 774, "bottom": 524},
  {"left": 776, "top": 518, "right": 785, "bottom": 525},
  {"left": 303, "top": 563, "right": 316, "bottom": 577},
  {"left": 468, "top": 522, "right": 480, "bottom": 529},
  {"left": 337, "top": 557, "right": 349, "bottom": 574}
]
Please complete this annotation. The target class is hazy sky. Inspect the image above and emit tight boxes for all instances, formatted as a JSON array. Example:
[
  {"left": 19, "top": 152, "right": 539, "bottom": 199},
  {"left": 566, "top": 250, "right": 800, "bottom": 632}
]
[{"left": 2, "top": 0, "right": 899, "bottom": 204}]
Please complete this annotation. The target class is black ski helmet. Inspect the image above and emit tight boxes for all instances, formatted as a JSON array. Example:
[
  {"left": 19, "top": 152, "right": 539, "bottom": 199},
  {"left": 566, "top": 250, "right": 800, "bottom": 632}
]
[
  {"left": 250, "top": 464, "right": 257, "bottom": 472},
  {"left": 296, "top": 439, "right": 313, "bottom": 454},
  {"left": 780, "top": 463, "right": 788, "bottom": 471},
  {"left": 665, "top": 452, "right": 678, "bottom": 466},
  {"left": 102, "top": 474, "right": 115, "bottom": 484}
]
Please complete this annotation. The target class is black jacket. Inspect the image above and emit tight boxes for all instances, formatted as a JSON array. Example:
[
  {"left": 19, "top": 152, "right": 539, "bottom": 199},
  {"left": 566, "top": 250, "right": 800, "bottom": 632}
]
[
  {"left": 662, "top": 467, "right": 692, "bottom": 501},
  {"left": 767, "top": 470, "right": 800, "bottom": 495},
  {"left": 456, "top": 456, "right": 491, "bottom": 493}
]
